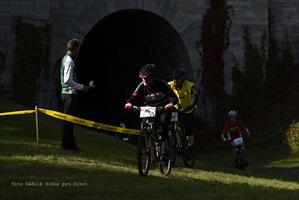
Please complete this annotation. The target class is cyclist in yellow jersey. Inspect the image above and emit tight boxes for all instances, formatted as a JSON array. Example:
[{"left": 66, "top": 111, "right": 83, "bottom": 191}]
[{"left": 168, "top": 68, "right": 199, "bottom": 149}]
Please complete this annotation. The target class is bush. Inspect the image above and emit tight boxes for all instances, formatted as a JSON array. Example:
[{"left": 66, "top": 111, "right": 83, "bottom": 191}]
[{"left": 286, "top": 122, "right": 299, "bottom": 153}]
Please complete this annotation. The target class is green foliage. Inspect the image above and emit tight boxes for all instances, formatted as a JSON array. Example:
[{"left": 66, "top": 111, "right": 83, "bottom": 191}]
[
  {"left": 12, "top": 18, "right": 51, "bottom": 105},
  {"left": 231, "top": 54, "right": 243, "bottom": 98},
  {"left": 280, "top": 28, "right": 296, "bottom": 84},
  {"left": 230, "top": 26, "right": 264, "bottom": 135},
  {"left": 197, "top": 0, "right": 233, "bottom": 131},
  {"left": 242, "top": 27, "right": 264, "bottom": 101},
  {"left": 1, "top": 97, "right": 299, "bottom": 200},
  {"left": 199, "top": 0, "right": 233, "bottom": 96},
  {"left": 229, "top": 12, "right": 299, "bottom": 148},
  {"left": 264, "top": 8, "right": 281, "bottom": 96},
  {"left": 286, "top": 122, "right": 299, "bottom": 153}
]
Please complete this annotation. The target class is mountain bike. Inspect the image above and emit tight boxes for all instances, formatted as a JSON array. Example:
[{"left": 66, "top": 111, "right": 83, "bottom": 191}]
[
  {"left": 169, "top": 109, "right": 195, "bottom": 167},
  {"left": 133, "top": 106, "right": 173, "bottom": 176},
  {"left": 232, "top": 137, "right": 248, "bottom": 170},
  {"left": 224, "top": 136, "right": 248, "bottom": 170}
]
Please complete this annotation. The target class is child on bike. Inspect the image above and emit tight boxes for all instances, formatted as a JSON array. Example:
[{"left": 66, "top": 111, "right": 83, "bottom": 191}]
[{"left": 221, "top": 110, "right": 251, "bottom": 167}]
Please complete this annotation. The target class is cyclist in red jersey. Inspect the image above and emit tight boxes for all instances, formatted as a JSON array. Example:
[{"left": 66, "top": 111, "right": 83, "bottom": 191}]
[
  {"left": 221, "top": 110, "right": 251, "bottom": 167},
  {"left": 221, "top": 110, "right": 251, "bottom": 142}
]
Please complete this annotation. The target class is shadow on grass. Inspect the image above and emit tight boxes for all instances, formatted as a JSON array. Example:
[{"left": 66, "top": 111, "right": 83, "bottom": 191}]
[
  {"left": 1, "top": 113, "right": 299, "bottom": 200},
  {"left": 1, "top": 155, "right": 299, "bottom": 200},
  {"left": 0, "top": 134, "right": 137, "bottom": 167},
  {"left": 191, "top": 145, "right": 299, "bottom": 183}
]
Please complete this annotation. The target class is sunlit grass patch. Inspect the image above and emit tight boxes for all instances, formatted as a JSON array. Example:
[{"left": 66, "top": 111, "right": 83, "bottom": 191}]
[
  {"left": 174, "top": 168, "right": 299, "bottom": 190},
  {"left": 1, "top": 97, "right": 299, "bottom": 200}
]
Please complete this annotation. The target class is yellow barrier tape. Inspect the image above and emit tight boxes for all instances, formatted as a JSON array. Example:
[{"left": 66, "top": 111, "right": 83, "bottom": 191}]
[
  {"left": 38, "top": 108, "right": 140, "bottom": 135},
  {"left": 0, "top": 110, "right": 36, "bottom": 116}
]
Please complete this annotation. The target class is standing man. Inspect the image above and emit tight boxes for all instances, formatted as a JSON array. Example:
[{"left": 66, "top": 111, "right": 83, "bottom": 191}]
[
  {"left": 60, "top": 38, "right": 91, "bottom": 151},
  {"left": 168, "top": 67, "right": 199, "bottom": 150}
]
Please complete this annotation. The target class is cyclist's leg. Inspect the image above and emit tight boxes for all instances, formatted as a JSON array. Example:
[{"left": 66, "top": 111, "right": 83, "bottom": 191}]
[
  {"left": 159, "top": 111, "right": 171, "bottom": 154},
  {"left": 231, "top": 143, "right": 239, "bottom": 167},
  {"left": 183, "top": 112, "right": 195, "bottom": 147},
  {"left": 159, "top": 111, "right": 170, "bottom": 140}
]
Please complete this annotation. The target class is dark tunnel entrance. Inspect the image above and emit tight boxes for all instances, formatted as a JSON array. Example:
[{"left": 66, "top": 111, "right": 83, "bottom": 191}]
[{"left": 76, "top": 9, "right": 192, "bottom": 129}]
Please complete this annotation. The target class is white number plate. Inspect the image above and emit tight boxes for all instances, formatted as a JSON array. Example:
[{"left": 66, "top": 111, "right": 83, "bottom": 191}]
[
  {"left": 140, "top": 106, "right": 156, "bottom": 118},
  {"left": 233, "top": 137, "right": 244, "bottom": 146},
  {"left": 171, "top": 112, "right": 178, "bottom": 122}
]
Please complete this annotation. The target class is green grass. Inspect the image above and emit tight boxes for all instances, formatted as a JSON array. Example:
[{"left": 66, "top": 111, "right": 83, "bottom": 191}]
[{"left": 0, "top": 97, "right": 299, "bottom": 200}]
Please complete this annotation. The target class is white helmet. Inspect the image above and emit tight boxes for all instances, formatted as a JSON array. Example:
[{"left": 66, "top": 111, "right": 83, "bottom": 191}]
[{"left": 227, "top": 110, "right": 237, "bottom": 118}]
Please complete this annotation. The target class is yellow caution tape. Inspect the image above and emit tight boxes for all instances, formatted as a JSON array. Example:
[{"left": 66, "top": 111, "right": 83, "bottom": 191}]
[
  {"left": 0, "top": 110, "right": 36, "bottom": 116},
  {"left": 38, "top": 108, "right": 140, "bottom": 135}
]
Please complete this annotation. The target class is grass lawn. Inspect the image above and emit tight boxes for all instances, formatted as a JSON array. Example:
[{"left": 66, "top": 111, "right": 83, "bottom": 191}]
[{"left": 0, "top": 97, "right": 298, "bottom": 200}]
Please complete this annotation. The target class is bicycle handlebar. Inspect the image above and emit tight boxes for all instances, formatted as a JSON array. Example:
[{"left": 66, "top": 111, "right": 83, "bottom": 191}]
[
  {"left": 131, "top": 105, "right": 165, "bottom": 113},
  {"left": 132, "top": 105, "right": 140, "bottom": 112}
]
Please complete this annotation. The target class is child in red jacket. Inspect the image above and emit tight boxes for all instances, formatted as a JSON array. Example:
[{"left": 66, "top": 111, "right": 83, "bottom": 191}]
[{"left": 221, "top": 110, "right": 251, "bottom": 142}]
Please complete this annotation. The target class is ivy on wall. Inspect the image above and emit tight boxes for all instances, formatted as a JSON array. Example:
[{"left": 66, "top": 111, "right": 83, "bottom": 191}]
[
  {"left": 195, "top": 3, "right": 299, "bottom": 148},
  {"left": 198, "top": 0, "right": 233, "bottom": 97},
  {"left": 13, "top": 18, "right": 51, "bottom": 105},
  {"left": 231, "top": 23, "right": 299, "bottom": 146},
  {"left": 196, "top": 0, "right": 233, "bottom": 129}
]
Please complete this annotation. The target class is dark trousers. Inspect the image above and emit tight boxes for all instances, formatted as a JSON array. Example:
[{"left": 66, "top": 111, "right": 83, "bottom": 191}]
[
  {"left": 160, "top": 111, "right": 170, "bottom": 138},
  {"left": 179, "top": 112, "right": 194, "bottom": 136},
  {"left": 61, "top": 93, "right": 78, "bottom": 148},
  {"left": 158, "top": 111, "right": 170, "bottom": 140}
]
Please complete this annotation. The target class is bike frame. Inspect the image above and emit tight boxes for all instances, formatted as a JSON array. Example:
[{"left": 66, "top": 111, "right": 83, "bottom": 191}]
[{"left": 137, "top": 106, "right": 172, "bottom": 176}]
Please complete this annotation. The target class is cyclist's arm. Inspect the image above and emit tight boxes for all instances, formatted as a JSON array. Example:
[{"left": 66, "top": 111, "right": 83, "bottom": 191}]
[
  {"left": 184, "top": 86, "right": 199, "bottom": 112},
  {"left": 221, "top": 122, "right": 230, "bottom": 139},
  {"left": 238, "top": 121, "right": 250, "bottom": 135},
  {"left": 167, "top": 83, "right": 178, "bottom": 105},
  {"left": 126, "top": 82, "right": 144, "bottom": 104}
]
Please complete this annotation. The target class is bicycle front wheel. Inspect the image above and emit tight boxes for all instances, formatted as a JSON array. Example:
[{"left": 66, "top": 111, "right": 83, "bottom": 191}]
[
  {"left": 236, "top": 147, "right": 247, "bottom": 170},
  {"left": 137, "top": 132, "right": 151, "bottom": 176},
  {"left": 159, "top": 140, "right": 172, "bottom": 176}
]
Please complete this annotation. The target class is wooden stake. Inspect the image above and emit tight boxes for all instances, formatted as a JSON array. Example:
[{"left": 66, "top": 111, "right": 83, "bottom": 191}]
[{"left": 35, "top": 105, "right": 39, "bottom": 144}]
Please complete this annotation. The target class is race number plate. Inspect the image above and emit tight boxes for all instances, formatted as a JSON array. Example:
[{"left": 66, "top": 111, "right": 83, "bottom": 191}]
[
  {"left": 171, "top": 112, "right": 178, "bottom": 122},
  {"left": 140, "top": 106, "right": 156, "bottom": 118},
  {"left": 233, "top": 137, "right": 244, "bottom": 146}
]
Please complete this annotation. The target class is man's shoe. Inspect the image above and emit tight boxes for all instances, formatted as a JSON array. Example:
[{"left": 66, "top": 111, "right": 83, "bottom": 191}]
[
  {"left": 61, "top": 145, "right": 71, "bottom": 150},
  {"left": 61, "top": 145, "right": 82, "bottom": 152},
  {"left": 70, "top": 146, "right": 82, "bottom": 152}
]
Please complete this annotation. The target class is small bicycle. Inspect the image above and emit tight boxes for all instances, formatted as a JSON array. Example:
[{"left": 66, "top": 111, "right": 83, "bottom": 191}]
[{"left": 224, "top": 135, "right": 248, "bottom": 170}]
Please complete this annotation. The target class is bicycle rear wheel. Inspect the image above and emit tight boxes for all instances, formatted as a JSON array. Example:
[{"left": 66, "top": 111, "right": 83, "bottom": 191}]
[
  {"left": 137, "top": 132, "right": 151, "bottom": 176},
  {"left": 236, "top": 147, "right": 247, "bottom": 170},
  {"left": 183, "top": 147, "right": 195, "bottom": 167},
  {"left": 168, "top": 129, "right": 177, "bottom": 166}
]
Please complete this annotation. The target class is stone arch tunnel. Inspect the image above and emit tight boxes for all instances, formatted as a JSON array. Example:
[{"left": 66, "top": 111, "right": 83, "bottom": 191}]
[{"left": 75, "top": 9, "right": 192, "bottom": 128}]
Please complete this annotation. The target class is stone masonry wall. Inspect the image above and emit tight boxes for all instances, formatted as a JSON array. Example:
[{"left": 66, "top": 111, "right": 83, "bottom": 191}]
[
  {"left": 0, "top": 0, "right": 50, "bottom": 97},
  {"left": 0, "top": 0, "right": 298, "bottom": 107}
]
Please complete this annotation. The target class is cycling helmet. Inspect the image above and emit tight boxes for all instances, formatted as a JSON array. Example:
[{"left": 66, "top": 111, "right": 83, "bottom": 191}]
[
  {"left": 139, "top": 64, "right": 156, "bottom": 78},
  {"left": 173, "top": 67, "right": 186, "bottom": 80},
  {"left": 227, "top": 110, "right": 237, "bottom": 118}
]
